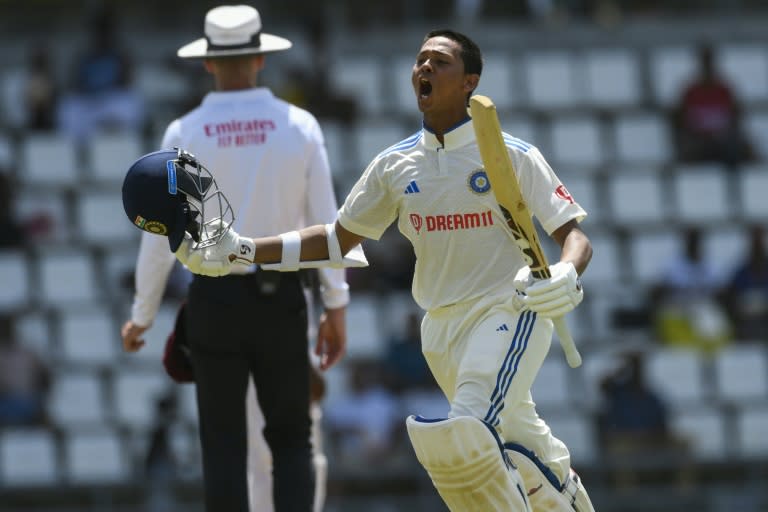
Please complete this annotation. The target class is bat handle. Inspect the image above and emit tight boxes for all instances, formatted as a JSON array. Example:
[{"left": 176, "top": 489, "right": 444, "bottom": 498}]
[{"left": 553, "top": 317, "right": 582, "bottom": 368}]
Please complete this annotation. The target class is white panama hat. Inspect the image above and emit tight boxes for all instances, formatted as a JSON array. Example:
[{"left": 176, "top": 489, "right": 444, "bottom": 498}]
[{"left": 177, "top": 5, "right": 292, "bottom": 59}]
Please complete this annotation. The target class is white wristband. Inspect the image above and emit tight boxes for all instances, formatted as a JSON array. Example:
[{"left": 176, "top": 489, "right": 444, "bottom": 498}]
[
  {"left": 325, "top": 223, "right": 343, "bottom": 265},
  {"left": 279, "top": 231, "right": 301, "bottom": 271}
]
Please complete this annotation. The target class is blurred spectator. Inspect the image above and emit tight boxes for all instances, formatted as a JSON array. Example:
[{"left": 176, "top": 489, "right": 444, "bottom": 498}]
[
  {"left": 56, "top": 4, "right": 145, "bottom": 144},
  {"left": 722, "top": 224, "right": 768, "bottom": 342},
  {"left": 0, "top": 171, "right": 26, "bottom": 248},
  {"left": 324, "top": 358, "right": 401, "bottom": 465},
  {"left": 384, "top": 311, "right": 433, "bottom": 393},
  {"left": 596, "top": 350, "right": 690, "bottom": 487},
  {"left": 0, "top": 314, "right": 51, "bottom": 427},
  {"left": 145, "top": 390, "right": 180, "bottom": 511},
  {"left": 649, "top": 226, "right": 732, "bottom": 353},
  {"left": 24, "top": 45, "right": 59, "bottom": 132},
  {"left": 671, "top": 43, "right": 755, "bottom": 168}
]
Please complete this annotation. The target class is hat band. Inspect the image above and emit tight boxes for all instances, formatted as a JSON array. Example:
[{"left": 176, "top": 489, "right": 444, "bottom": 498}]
[{"left": 206, "top": 31, "right": 262, "bottom": 51}]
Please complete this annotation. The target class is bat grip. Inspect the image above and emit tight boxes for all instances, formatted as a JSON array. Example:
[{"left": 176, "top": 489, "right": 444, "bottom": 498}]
[{"left": 553, "top": 317, "right": 582, "bottom": 368}]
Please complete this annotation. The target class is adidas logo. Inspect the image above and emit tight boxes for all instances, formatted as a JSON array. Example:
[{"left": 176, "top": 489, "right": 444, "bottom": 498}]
[
  {"left": 404, "top": 180, "right": 420, "bottom": 194},
  {"left": 496, "top": 324, "right": 509, "bottom": 332}
]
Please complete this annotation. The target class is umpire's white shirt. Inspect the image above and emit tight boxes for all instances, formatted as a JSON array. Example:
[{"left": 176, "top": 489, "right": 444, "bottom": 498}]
[
  {"left": 338, "top": 118, "right": 586, "bottom": 312},
  {"left": 132, "top": 88, "right": 349, "bottom": 326}
]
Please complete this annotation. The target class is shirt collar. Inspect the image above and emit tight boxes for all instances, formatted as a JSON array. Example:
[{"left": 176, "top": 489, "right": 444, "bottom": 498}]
[
  {"left": 422, "top": 116, "right": 475, "bottom": 151},
  {"left": 201, "top": 87, "right": 274, "bottom": 105}
]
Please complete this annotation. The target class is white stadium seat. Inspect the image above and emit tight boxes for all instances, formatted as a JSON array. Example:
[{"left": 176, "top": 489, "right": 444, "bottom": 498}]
[
  {"left": 583, "top": 49, "right": 642, "bottom": 108},
  {"left": 737, "top": 407, "right": 768, "bottom": 458},
  {"left": 473, "top": 52, "right": 516, "bottom": 111},
  {"left": 702, "top": 227, "right": 747, "bottom": 279},
  {"left": 76, "top": 188, "right": 138, "bottom": 245},
  {"left": 549, "top": 116, "right": 604, "bottom": 169},
  {"left": 671, "top": 164, "right": 730, "bottom": 223},
  {"left": 344, "top": 293, "right": 386, "bottom": 358},
  {"left": 329, "top": 56, "right": 386, "bottom": 115},
  {"left": 714, "top": 344, "right": 768, "bottom": 404},
  {"left": 648, "top": 46, "right": 698, "bottom": 107},
  {"left": 86, "top": 131, "right": 144, "bottom": 184},
  {"left": 0, "top": 428, "right": 58, "bottom": 485},
  {"left": 113, "top": 369, "right": 170, "bottom": 429},
  {"left": 716, "top": 44, "right": 768, "bottom": 103},
  {"left": 607, "top": 171, "right": 668, "bottom": 227},
  {"left": 544, "top": 412, "right": 597, "bottom": 465},
  {"left": 37, "top": 249, "right": 98, "bottom": 307},
  {"left": 354, "top": 120, "right": 413, "bottom": 171},
  {"left": 584, "top": 232, "right": 620, "bottom": 284},
  {"left": 0, "top": 249, "right": 31, "bottom": 309},
  {"left": 64, "top": 428, "right": 127, "bottom": 483},
  {"left": 524, "top": 51, "right": 580, "bottom": 109},
  {"left": 646, "top": 347, "right": 706, "bottom": 407},
  {"left": 48, "top": 371, "right": 106, "bottom": 427},
  {"left": 612, "top": 114, "right": 672, "bottom": 165},
  {"left": 670, "top": 406, "right": 726, "bottom": 460},
  {"left": 19, "top": 133, "right": 79, "bottom": 187},
  {"left": 744, "top": 111, "right": 768, "bottom": 160},
  {"left": 531, "top": 357, "right": 571, "bottom": 412},
  {"left": 58, "top": 308, "right": 119, "bottom": 366},
  {"left": 738, "top": 164, "right": 768, "bottom": 220},
  {"left": 628, "top": 230, "right": 681, "bottom": 284}
]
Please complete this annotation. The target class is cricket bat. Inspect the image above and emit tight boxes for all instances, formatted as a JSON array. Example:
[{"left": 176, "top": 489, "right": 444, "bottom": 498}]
[{"left": 470, "top": 94, "right": 582, "bottom": 368}]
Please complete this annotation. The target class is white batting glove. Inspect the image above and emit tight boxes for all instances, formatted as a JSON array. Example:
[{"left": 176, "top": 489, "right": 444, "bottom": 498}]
[
  {"left": 174, "top": 223, "right": 255, "bottom": 277},
  {"left": 514, "top": 261, "right": 583, "bottom": 318}
]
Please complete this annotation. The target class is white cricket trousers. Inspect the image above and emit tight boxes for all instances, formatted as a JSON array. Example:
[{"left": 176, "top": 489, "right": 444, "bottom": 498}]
[{"left": 421, "top": 293, "right": 572, "bottom": 484}]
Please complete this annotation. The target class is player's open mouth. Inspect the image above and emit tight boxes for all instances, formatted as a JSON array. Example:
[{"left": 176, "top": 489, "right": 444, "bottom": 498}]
[{"left": 419, "top": 78, "right": 432, "bottom": 98}]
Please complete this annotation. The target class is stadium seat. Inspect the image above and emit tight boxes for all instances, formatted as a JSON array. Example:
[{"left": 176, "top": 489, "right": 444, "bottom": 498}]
[
  {"left": 584, "top": 231, "right": 620, "bottom": 284},
  {"left": 178, "top": 384, "right": 199, "bottom": 425},
  {"left": 473, "top": 52, "right": 516, "bottom": 110},
  {"left": 544, "top": 412, "right": 597, "bottom": 465},
  {"left": 14, "top": 188, "right": 71, "bottom": 242},
  {"left": 583, "top": 49, "right": 642, "bottom": 109},
  {"left": 48, "top": 370, "right": 106, "bottom": 427},
  {"left": 548, "top": 115, "right": 604, "bottom": 169},
  {"left": 344, "top": 293, "right": 386, "bottom": 358},
  {"left": 498, "top": 114, "right": 539, "bottom": 147},
  {"left": 670, "top": 405, "right": 727, "bottom": 460},
  {"left": 392, "top": 54, "right": 419, "bottom": 115},
  {"left": 37, "top": 249, "right": 99, "bottom": 307},
  {"left": 738, "top": 164, "right": 768, "bottom": 220},
  {"left": 0, "top": 428, "right": 59, "bottom": 485},
  {"left": 646, "top": 347, "right": 706, "bottom": 408},
  {"left": 561, "top": 174, "right": 600, "bottom": 224},
  {"left": 75, "top": 188, "right": 137, "bottom": 245},
  {"left": 531, "top": 356, "right": 571, "bottom": 413},
  {"left": 648, "top": 45, "right": 698, "bottom": 107},
  {"left": 85, "top": 131, "right": 144, "bottom": 185},
  {"left": 63, "top": 428, "right": 128, "bottom": 483},
  {"left": 612, "top": 114, "right": 673, "bottom": 165},
  {"left": 736, "top": 406, "right": 768, "bottom": 458},
  {"left": 353, "top": 120, "right": 413, "bottom": 172},
  {"left": 19, "top": 133, "right": 79, "bottom": 187},
  {"left": 113, "top": 368, "right": 170, "bottom": 429},
  {"left": 318, "top": 120, "right": 351, "bottom": 179},
  {"left": 671, "top": 164, "right": 731, "bottom": 223},
  {"left": 58, "top": 308, "right": 119, "bottom": 366},
  {"left": 628, "top": 230, "right": 682, "bottom": 284},
  {"left": 744, "top": 111, "right": 768, "bottom": 160},
  {"left": 702, "top": 226, "right": 747, "bottom": 278},
  {"left": 329, "top": 56, "right": 386, "bottom": 115},
  {"left": 716, "top": 44, "right": 768, "bottom": 103},
  {"left": 578, "top": 347, "right": 624, "bottom": 410},
  {"left": 713, "top": 344, "right": 768, "bottom": 405},
  {"left": 607, "top": 171, "right": 668, "bottom": 227},
  {"left": 0, "top": 249, "right": 30, "bottom": 309},
  {"left": 0, "top": 132, "right": 13, "bottom": 168},
  {"left": 523, "top": 51, "right": 579, "bottom": 109}
]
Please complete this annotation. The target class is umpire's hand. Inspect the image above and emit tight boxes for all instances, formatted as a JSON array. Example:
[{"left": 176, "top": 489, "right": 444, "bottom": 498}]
[
  {"left": 315, "top": 307, "right": 347, "bottom": 370},
  {"left": 121, "top": 320, "right": 149, "bottom": 352}
]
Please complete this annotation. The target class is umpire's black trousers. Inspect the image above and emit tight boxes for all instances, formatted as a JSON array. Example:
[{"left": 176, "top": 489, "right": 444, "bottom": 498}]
[{"left": 186, "top": 271, "right": 313, "bottom": 512}]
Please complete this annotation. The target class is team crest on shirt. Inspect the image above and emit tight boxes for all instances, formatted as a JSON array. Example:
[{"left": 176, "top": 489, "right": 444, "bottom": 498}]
[{"left": 468, "top": 169, "right": 491, "bottom": 194}]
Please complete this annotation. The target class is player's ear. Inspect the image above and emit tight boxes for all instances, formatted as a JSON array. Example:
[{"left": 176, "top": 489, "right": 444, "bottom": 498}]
[{"left": 464, "top": 74, "right": 480, "bottom": 95}]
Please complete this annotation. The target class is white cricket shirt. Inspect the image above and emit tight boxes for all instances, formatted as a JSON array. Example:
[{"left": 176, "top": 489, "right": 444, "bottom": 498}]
[
  {"left": 338, "top": 118, "right": 586, "bottom": 311},
  {"left": 132, "top": 88, "right": 349, "bottom": 326}
]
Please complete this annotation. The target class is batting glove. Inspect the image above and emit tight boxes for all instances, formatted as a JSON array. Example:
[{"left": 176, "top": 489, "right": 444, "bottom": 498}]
[
  {"left": 514, "top": 261, "right": 583, "bottom": 318},
  {"left": 175, "top": 223, "right": 255, "bottom": 277}
]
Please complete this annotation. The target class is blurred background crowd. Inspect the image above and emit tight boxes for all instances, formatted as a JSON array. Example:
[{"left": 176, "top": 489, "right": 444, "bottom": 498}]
[{"left": 1, "top": 0, "right": 768, "bottom": 511}]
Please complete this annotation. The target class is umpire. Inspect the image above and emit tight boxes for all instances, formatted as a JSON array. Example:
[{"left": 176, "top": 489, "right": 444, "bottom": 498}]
[{"left": 120, "top": 5, "right": 350, "bottom": 511}]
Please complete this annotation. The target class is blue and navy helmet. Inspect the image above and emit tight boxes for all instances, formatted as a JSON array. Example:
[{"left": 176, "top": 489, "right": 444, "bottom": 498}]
[{"left": 122, "top": 148, "right": 234, "bottom": 251}]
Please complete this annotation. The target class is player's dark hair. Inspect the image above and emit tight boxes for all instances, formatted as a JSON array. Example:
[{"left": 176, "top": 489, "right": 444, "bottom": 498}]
[{"left": 424, "top": 29, "right": 483, "bottom": 77}]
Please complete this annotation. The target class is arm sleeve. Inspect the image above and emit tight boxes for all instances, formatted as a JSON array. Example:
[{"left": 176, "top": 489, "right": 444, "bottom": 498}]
[
  {"left": 131, "top": 231, "right": 178, "bottom": 326},
  {"left": 514, "top": 147, "right": 587, "bottom": 235},
  {"left": 337, "top": 157, "right": 397, "bottom": 241},
  {"left": 305, "top": 119, "right": 350, "bottom": 309}
]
